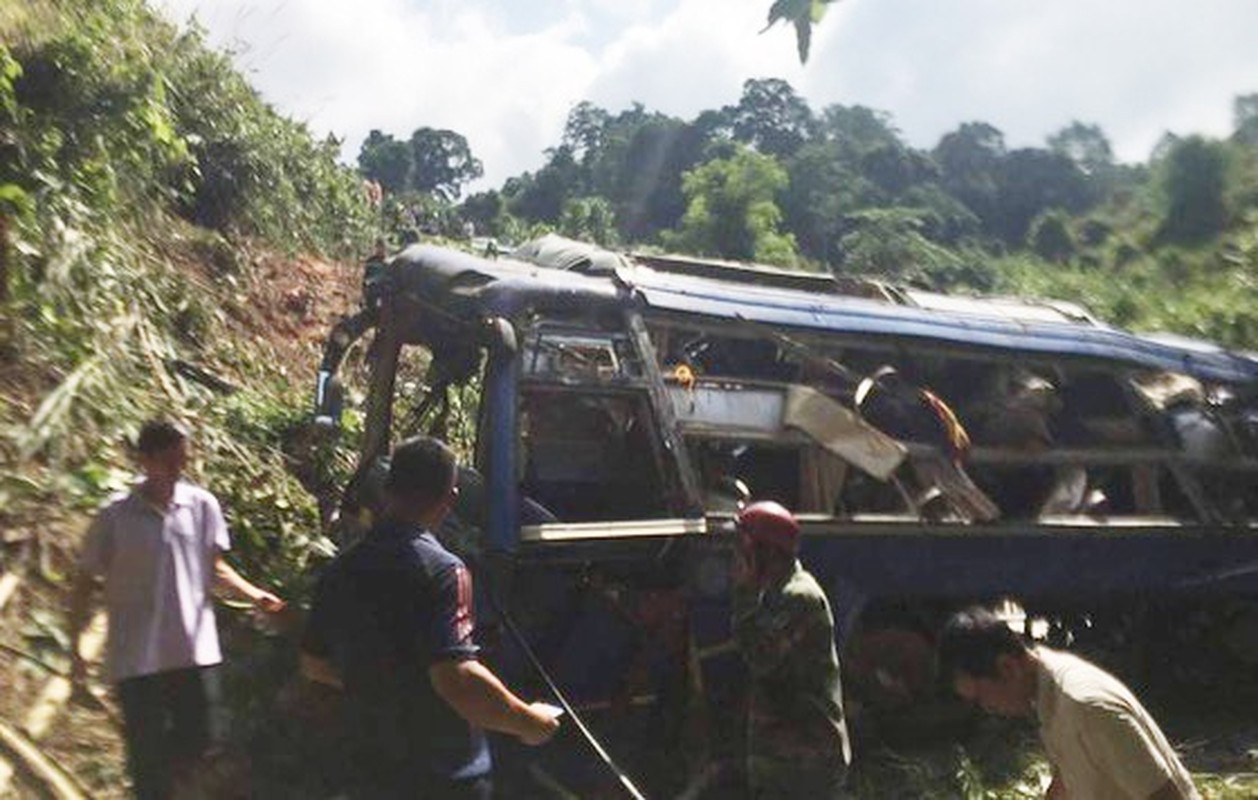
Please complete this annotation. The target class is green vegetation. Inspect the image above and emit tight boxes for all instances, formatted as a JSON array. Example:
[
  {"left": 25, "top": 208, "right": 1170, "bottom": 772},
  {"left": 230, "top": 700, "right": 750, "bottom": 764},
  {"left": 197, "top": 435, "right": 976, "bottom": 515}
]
[
  {"left": 0, "top": 0, "right": 373, "bottom": 588},
  {"left": 764, "top": 0, "right": 844, "bottom": 63},
  {"left": 662, "top": 146, "right": 799, "bottom": 265},
  {"left": 423, "top": 79, "right": 1258, "bottom": 351}
]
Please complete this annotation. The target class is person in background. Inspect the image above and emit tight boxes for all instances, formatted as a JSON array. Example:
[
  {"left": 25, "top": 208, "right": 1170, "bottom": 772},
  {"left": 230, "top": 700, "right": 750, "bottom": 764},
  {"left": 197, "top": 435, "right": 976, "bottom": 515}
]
[
  {"left": 300, "top": 436, "right": 559, "bottom": 799},
  {"left": 938, "top": 605, "right": 1200, "bottom": 800},
  {"left": 731, "top": 500, "right": 852, "bottom": 798},
  {"left": 69, "top": 419, "right": 286, "bottom": 800}
]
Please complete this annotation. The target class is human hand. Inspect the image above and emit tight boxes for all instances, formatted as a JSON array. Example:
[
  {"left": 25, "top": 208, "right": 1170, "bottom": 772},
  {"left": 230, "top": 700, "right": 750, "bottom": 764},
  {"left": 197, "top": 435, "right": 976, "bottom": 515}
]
[
  {"left": 518, "top": 702, "right": 562, "bottom": 746},
  {"left": 253, "top": 590, "right": 286, "bottom": 614}
]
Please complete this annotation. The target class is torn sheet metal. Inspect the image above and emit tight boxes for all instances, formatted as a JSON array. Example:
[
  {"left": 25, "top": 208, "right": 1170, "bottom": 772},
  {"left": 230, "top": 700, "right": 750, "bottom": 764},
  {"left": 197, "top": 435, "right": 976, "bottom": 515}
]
[{"left": 783, "top": 385, "right": 907, "bottom": 480}]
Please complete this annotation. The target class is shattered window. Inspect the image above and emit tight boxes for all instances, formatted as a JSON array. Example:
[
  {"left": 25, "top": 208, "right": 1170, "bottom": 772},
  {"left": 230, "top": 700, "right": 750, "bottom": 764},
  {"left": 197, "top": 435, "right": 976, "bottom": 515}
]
[
  {"left": 524, "top": 327, "right": 641, "bottom": 381},
  {"left": 519, "top": 388, "right": 669, "bottom": 522}
]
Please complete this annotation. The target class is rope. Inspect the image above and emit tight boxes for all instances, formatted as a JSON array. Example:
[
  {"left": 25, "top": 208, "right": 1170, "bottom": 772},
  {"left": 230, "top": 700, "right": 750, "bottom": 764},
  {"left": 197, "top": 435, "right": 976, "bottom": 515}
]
[{"left": 485, "top": 583, "right": 649, "bottom": 800}]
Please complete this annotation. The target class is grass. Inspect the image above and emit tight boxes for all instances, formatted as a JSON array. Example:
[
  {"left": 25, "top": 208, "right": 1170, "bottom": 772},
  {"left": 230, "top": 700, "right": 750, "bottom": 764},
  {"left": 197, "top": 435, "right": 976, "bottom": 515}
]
[{"left": 848, "top": 714, "right": 1258, "bottom": 799}]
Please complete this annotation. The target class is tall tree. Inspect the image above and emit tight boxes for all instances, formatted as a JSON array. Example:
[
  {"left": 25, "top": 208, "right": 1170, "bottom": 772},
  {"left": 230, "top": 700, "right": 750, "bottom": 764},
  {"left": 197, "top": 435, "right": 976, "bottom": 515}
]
[
  {"left": 506, "top": 145, "right": 582, "bottom": 223},
  {"left": 816, "top": 104, "right": 901, "bottom": 156},
  {"left": 666, "top": 146, "right": 797, "bottom": 265},
  {"left": 1047, "top": 121, "right": 1114, "bottom": 176},
  {"left": 357, "top": 129, "right": 412, "bottom": 195},
  {"left": 612, "top": 116, "right": 688, "bottom": 240},
  {"left": 408, "top": 127, "right": 483, "bottom": 201},
  {"left": 994, "top": 148, "right": 1092, "bottom": 245},
  {"left": 933, "top": 122, "right": 1007, "bottom": 235},
  {"left": 459, "top": 189, "right": 504, "bottom": 237},
  {"left": 1234, "top": 93, "right": 1258, "bottom": 146},
  {"left": 562, "top": 101, "right": 610, "bottom": 166},
  {"left": 1028, "top": 210, "right": 1076, "bottom": 264},
  {"left": 1159, "top": 135, "right": 1229, "bottom": 242},
  {"left": 860, "top": 143, "right": 937, "bottom": 198},
  {"left": 781, "top": 140, "right": 871, "bottom": 263},
  {"left": 730, "top": 78, "right": 815, "bottom": 159},
  {"left": 553, "top": 103, "right": 729, "bottom": 241}
]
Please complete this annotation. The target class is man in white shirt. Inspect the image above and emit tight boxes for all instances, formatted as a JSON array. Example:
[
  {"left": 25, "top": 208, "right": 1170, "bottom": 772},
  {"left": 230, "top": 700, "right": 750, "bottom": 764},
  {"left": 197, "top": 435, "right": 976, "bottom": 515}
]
[
  {"left": 938, "top": 605, "right": 1199, "bottom": 800},
  {"left": 69, "top": 419, "right": 285, "bottom": 799}
]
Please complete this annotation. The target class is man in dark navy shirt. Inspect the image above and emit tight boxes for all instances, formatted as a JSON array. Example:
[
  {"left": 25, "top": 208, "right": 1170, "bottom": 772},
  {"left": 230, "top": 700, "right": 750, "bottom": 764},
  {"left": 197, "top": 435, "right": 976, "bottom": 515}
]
[{"left": 301, "top": 437, "right": 559, "bottom": 799}]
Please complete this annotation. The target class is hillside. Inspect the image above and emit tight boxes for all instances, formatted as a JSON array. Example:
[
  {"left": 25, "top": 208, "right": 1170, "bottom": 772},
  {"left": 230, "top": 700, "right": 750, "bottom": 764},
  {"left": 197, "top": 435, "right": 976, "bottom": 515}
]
[
  {"left": 1, "top": 1, "right": 373, "bottom": 793},
  {"left": 0, "top": 239, "right": 361, "bottom": 797}
]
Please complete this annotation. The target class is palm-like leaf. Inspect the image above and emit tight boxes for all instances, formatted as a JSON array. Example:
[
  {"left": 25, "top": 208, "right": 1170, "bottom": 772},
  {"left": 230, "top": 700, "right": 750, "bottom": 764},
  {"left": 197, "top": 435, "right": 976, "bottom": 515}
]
[{"left": 765, "top": 0, "right": 840, "bottom": 63}]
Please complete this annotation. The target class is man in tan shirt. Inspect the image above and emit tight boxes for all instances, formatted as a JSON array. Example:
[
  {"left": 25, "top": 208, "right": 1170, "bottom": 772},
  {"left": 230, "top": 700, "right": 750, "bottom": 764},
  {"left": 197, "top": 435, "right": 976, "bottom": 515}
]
[{"left": 938, "top": 606, "right": 1199, "bottom": 800}]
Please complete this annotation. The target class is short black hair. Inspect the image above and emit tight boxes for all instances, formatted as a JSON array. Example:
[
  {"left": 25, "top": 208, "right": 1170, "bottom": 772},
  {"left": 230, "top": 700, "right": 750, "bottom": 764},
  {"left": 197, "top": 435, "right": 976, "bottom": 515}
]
[
  {"left": 386, "top": 436, "right": 457, "bottom": 510},
  {"left": 937, "top": 605, "right": 1030, "bottom": 682},
  {"left": 136, "top": 419, "right": 188, "bottom": 455}
]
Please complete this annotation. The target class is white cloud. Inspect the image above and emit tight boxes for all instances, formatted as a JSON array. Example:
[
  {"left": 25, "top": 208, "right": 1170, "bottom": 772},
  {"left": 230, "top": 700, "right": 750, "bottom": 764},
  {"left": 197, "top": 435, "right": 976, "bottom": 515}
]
[
  {"left": 157, "top": 0, "right": 1258, "bottom": 189},
  {"left": 159, "top": 0, "right": 599, "bottom": 186},
  {"left": 584, "top": 0, "right": 803, "bottom": 116},
  {"left": 804, "top": 0, "right": 1258, "bottom": 162}
]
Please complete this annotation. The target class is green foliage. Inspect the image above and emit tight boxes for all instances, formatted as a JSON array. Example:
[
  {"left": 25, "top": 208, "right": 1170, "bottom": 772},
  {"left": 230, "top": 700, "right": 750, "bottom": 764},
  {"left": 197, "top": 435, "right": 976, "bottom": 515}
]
[
  {"left": 1, "top": 1, "right": 373, "bottom": 258},
  {"left": 201, "top": 391, "right": 332, "bottom": 591},
  {"left": 357, "top": 126, "right": 484, "bottom": 203},
  {"left": 1234, "top": 93, "right": 1258, "bottom": 146},
  {"left": 994, "top": 148, "right": 1094, "bottom": 244},
  {"left": 994, "top": 235, "right": 1258, "bottom": 350},
  {"left": 764, "top": 0, "right": 841, "bottom": 63},
  {"left": 730, "top": 78, "right": 816, "bottom": 158},
  {"left": 1158, "top": 135, "right": 1230, "bottom": 243},
  {"left": 848, "top": 727, "right": 1049, "bottom": 800},
  {"left": 475, "top": 84, "right": 1258, "bottom": 359},
  {"left": 408, "top": 127, "right": 483, "bottom": 201},
  {"left": 780, "top": 107, "right": 926, "bottom": 265},
  {"left": 559, "top": 196, "right": 619, "bottom": 246},
  {"left": 357, "top": 129, "right": 412, "bottom": 194},
  {"left": 934, "top": 122, "right": 1007, "bottom": 232},
  {"left": 837, "top": 207, "right": 997, "bottom": 291},
  {"left": 505, "top": 145, "right": 582, "bottom": 224},
  {"left": 503, "top": 102, "right": 726, "bottom": 243},
  {"left": 459, "top": 189, "right": 506, "bottom": 238},
  {"left": 781, "top": 140, "right": 870, "bottom": 262},
  {"left": 1028, "top": 211, "right": 1076, "bottom": 263},
  {"left": 164, "top": 40, "right": 373, "bottom": 254},
  {"left": 1, "top": 0, "right": 369, "bottom": 597},
  {"left": 1048, "top": 121, "right": 1114, "bottom": 177},
  {"left": 665, "top": 146, "right": 798, "bottom": 265}
]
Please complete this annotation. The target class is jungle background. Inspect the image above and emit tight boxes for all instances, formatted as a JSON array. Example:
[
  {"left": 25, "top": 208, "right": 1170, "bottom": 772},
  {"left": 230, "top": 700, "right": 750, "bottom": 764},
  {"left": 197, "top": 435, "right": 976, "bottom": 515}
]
[{"left": 1, "top": 0, "right": 1255, "bottom": 796}]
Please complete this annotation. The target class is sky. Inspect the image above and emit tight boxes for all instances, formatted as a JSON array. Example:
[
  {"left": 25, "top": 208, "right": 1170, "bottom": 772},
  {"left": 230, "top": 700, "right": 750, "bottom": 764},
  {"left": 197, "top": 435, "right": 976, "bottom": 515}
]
[{"left": 155, "top": 0, "right": 1258, "bottom": 190}]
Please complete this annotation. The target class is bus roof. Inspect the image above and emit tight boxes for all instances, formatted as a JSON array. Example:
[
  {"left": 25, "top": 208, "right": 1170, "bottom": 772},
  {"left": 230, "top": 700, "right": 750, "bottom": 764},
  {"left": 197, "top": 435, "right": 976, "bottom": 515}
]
[{"left": 391, "top": 243, "right": 1258, "bottom": 385}]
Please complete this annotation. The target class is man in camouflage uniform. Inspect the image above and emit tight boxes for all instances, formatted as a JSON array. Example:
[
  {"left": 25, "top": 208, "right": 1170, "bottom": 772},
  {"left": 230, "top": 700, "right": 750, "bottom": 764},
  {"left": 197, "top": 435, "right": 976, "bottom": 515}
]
[{"left": 732, "top": 501, "right": 852, "bottom": 798}]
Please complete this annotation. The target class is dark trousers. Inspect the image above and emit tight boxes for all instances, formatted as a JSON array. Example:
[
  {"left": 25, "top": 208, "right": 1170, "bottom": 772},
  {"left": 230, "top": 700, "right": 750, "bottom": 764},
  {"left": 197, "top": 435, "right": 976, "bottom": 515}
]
[
  {"left": 442, "top": 776, "right": 493, "bottom": 800},
  {"left": 117, "top": 665, "right": 224, "bottom": 800},
  {"left": 350, "top": 773, "right": 493, "bottom": 799}
]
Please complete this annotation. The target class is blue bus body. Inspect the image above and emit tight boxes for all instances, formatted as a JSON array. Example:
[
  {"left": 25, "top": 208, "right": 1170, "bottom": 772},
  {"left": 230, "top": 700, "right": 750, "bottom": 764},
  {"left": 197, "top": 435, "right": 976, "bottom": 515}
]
[{"left": 315, "top": 237, "right": 1258, "bottom": 793}]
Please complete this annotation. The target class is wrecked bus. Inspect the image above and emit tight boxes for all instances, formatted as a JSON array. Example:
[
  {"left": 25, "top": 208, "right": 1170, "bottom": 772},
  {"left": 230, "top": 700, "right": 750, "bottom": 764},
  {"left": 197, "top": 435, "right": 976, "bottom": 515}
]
[{"left": 313, "top": 235, "right": 1258, "bottom": 790}]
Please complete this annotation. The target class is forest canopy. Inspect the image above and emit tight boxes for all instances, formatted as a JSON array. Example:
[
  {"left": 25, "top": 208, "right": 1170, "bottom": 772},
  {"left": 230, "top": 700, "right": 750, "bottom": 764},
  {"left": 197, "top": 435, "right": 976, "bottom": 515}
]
[{"left": 364, "top": 79, "right": 1258, "bottom": 351}]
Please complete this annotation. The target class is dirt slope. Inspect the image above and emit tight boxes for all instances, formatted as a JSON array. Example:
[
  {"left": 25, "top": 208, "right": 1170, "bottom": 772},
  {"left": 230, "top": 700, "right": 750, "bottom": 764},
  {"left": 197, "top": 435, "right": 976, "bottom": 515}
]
[{"left": 0, "top": 242, "right": 363, "bottom": 797}]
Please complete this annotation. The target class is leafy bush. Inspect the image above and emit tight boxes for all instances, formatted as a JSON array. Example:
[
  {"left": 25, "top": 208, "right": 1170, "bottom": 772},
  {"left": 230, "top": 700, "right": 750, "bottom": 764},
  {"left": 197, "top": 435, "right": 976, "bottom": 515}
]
[
  {"left": 836, "top": 207, "right": 998, "bottom": 291},
  {"left": 3, "top": 0, "right": 373, "bottom": 259},
  {"left": 1, "top": 0, "right": 369, "bottom": 587},
  {"left": 664, "top": 146, "right": 798, "bottom": 266}
]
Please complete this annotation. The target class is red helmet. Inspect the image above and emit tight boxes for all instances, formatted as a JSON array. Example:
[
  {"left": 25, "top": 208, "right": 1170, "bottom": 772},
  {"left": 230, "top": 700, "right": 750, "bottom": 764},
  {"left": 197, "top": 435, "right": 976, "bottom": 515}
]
[{"left": 736, "top": 501, "right": 799, "bottom": 555}]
